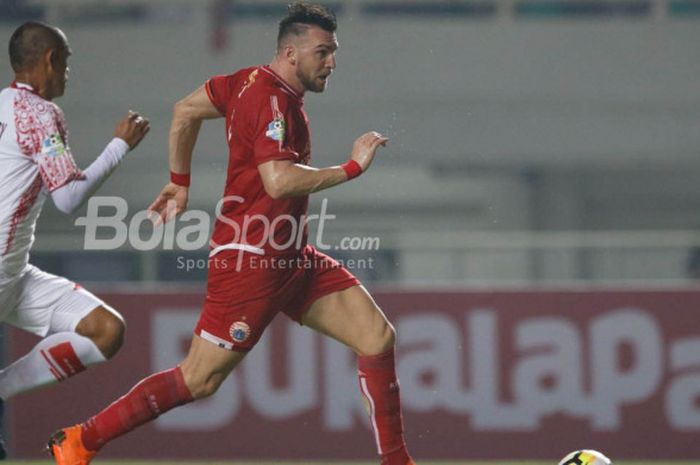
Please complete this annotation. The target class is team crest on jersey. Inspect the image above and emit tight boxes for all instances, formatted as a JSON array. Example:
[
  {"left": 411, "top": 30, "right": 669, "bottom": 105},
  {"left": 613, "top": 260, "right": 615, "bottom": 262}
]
[
  {"left": 237, "top": 69, "right": 258, "bottom": 99},
  {"left": 265, "top": 117, "right": 286, "bottom": 142},
  {"left": 229, "top": 321, "right": 251, "bottom": 343},
  {"left": 41, "top": 133, "right": 66, "bottom": 158}
]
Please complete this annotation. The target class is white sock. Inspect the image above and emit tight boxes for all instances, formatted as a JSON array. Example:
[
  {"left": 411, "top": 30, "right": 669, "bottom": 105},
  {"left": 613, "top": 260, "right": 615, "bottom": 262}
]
[{"left": 0, "top": 332, "right": 106, "bottom": 399}]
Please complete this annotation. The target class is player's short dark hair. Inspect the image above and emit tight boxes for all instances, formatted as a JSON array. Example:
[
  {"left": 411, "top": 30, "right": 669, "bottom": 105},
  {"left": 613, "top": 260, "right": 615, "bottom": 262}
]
[
  {"left": 9, "top": 21, "right": 66, "bottom": 72},
  {"left": 277, "top": 2, "right": 337, "bottom": 47}
]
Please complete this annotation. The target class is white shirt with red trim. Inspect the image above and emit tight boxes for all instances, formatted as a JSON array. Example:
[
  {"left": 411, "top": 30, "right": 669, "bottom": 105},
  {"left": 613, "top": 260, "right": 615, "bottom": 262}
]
[{"left": 0, "top": 82, "right": 82, "bottom": 279}]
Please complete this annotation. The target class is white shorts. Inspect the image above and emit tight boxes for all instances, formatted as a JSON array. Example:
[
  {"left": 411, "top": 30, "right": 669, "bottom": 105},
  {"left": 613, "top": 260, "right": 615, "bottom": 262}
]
[{"left": 0, "top": 264, "right": 107, "bottom": 337}]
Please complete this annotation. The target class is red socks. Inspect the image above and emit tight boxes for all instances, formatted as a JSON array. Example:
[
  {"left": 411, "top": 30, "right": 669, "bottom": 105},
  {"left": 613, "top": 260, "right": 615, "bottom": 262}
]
[
  {"left": 78, "top": 354, "right": 410, "bottom": 462},
  {"left": 358, "top": 348, "right": 412, "bottom": 465},
  {"left": 80, "top": 366, "right": 193, "bottom": 451}
]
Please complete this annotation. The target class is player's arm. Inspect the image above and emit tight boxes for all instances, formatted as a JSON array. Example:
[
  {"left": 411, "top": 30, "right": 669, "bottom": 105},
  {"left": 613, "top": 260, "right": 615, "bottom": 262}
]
[
  {"left": 148, "top": 85, "right": 222, "bottom": 223},
  {"left": 258, "top": 131, "right": 388, "bottom": 199},
  {"left": 51, "top": 111, "right": 149, "bottom": 214},
  {"left": 168, "top": 85, "right": 222, "bottom": 177}
]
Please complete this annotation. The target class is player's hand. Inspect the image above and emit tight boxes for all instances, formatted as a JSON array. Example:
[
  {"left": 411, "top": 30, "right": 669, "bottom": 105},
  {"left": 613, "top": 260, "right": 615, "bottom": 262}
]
[
  {"left": 350, "top": 131, "right": 389, "bottom": 172},
  {"left": 114, "top": 110, "right": 150, "bottom": 150},
  {"left": 147, "top": 183, "right": 188, "bottom": 225}
]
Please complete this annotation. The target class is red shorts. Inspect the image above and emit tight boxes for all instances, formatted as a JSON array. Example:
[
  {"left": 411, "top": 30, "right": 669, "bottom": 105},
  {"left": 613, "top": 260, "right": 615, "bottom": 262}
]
[{"left": 194, "top": 245, "right": 360, "bottom": 351}]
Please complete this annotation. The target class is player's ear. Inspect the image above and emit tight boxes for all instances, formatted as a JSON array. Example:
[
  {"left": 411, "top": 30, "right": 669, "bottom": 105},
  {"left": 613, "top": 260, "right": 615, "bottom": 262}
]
[
  {"left": 285, "top": 44, "right": 297, "bottom": 65},
  {"left": 43, "top": 49, "right": 54, "bottom": 71}
]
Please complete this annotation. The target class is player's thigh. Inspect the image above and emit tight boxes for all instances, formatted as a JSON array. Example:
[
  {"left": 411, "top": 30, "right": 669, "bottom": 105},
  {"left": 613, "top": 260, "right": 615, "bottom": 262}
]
[
  {"left": 4, "top": 265, "right": 117, "bottom": 338},
  {"left": 179, "top": 334, "right": 247, "bottom": 399},
  {"left": 301, "top": 284, "right": 395, "bottom": 356}
]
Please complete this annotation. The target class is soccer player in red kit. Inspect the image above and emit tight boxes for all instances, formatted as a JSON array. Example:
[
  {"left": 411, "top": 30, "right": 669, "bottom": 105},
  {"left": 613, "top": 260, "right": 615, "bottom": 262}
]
[{"left": 48, "top": 3, "right": 415, "bottom": 465}]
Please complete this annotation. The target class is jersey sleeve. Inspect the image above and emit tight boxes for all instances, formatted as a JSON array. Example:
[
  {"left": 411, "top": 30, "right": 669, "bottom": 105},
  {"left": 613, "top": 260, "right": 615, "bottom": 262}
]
[
  {"left": 31, "top": 106, "right": 83, "bottom": 192},
  {"left": 251, "top": 93, "right": 298, "bottom": 165},
  {"left": 205, "top": 74, "right": 235, "bottom": 115}
]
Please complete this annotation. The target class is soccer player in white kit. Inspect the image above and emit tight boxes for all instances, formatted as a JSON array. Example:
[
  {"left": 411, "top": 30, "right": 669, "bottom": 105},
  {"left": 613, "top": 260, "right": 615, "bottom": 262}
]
[{"left": 0, "top": 22, "right": 149, "bottom": 458}]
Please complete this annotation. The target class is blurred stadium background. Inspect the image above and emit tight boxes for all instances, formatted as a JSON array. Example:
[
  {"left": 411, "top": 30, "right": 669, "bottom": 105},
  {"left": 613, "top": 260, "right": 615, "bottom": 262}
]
[{"left": 2, "top": 0, "right": 700, "bottom": 463}]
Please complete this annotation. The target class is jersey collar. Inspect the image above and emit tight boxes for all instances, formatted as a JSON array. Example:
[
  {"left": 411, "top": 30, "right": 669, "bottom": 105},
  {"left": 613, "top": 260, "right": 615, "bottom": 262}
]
[
  {"left": 260, "top": 66, "right": 303, "bottom": 101},
  {"left": 10, "top": 81, "right": 41, "bottom": 96}
]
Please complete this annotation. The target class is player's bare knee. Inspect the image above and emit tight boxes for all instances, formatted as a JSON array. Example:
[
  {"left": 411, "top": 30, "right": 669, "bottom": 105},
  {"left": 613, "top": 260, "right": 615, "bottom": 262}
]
[
  {"left": 179, "top": 359, "right": 228, "bottom": 400},
  {"left": 183, "top": 373, "right": 225, "bottom": 400},
  {"left": 99, "top": 314, "right": 126, "bottom": 358},
  {"left": 377, "top": 320, "right": 396, "bottom": 352},
  {"left": 193, "top": 379, "right": 221, "bottom": 399},
  {"left": 77, "top": 307, "right": 126, "bottom": 359},
  {"left": 357, "top": 319, "right": 395, "bottom": 356}
]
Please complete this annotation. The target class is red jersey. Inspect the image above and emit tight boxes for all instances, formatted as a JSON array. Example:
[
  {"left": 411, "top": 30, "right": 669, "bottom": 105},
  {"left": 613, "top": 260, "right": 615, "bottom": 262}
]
[{"left": 205, "top": 65, "right": 311, "bottom": 257}]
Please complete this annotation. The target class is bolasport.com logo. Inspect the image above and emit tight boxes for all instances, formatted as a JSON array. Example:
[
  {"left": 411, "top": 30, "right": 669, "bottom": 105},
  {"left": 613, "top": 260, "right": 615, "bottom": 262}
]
[{"left": 74, "top": 196, "right": 380, "bottom": 271}]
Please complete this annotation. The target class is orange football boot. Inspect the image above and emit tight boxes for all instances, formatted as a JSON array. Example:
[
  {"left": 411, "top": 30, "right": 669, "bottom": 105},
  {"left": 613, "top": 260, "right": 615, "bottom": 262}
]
[{"left": 47, "top": 425, "right": 96, "bottom": 465}]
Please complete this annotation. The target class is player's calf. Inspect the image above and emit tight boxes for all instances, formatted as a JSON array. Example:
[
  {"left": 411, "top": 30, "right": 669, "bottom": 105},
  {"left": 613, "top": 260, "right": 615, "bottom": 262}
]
[
  {"left": 358, "top": 345, "right": 413, "bottom": 465},
  {"left": 0, "top": 307, "right": 122, "bottom": 459},
  {"left": 355, "top": 317, "right": 411, "bottom": 465},
  {"left": 57, "top": 334, "right": 245, "bottom": 452},
  {"left": 0, "top": 331, "right": 108, "bottom": 400}
]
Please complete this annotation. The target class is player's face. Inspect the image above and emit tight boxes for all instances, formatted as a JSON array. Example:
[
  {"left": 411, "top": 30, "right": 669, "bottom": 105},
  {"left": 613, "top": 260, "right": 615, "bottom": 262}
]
[{"left": 294, "top": 26, "right": 338, "bottom": 93}]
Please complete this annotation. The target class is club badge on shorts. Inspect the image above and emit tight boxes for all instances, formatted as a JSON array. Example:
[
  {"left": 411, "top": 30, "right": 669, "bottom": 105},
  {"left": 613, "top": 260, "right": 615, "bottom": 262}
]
[{"left": 229, "top": 321, "right": 251, "bottom": 343}]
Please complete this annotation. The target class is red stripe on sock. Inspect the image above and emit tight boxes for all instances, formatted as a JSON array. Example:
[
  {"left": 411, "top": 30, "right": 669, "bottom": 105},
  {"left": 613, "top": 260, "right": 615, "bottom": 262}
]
[
  {"left": 47, "top": 366, "right": 63, "bottom": 381},
  {"left": 39, "top": 349, "right": 65, "bottom": 381},
  {"left": 359, "top": 376, "right": 382, "bottom": 453},
  {"left": 48, "top": 342, "right": 87, "bottom": 377}
]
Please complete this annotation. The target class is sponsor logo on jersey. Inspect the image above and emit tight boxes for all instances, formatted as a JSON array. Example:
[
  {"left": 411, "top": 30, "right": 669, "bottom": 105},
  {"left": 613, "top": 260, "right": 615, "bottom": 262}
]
[
  {"left": 41, "top": 133, "right": 66, "bottom": 158},
  {"left": 229, "top": 321, "right": 251, "bottom": 343}
]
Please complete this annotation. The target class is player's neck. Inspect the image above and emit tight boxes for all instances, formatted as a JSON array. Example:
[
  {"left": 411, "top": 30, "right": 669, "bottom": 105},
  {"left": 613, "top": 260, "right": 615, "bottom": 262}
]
[
  {"left": 13, "top": 72, "right": 50, "bottom": 100},
  {"left": 268, "top": 60, "right": 305, "bottom": 96}
]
